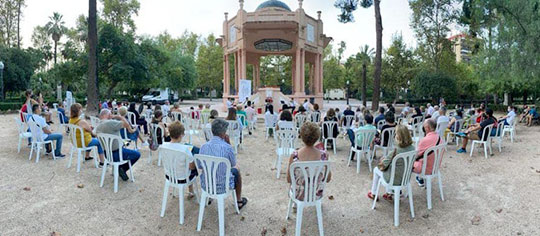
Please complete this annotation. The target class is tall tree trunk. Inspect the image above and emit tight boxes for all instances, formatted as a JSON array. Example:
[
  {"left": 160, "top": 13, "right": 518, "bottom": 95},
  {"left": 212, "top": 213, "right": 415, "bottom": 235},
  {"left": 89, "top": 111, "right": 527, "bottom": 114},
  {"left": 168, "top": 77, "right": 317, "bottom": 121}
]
[
  {"left": 53, "top": 40, "right": 57, "bottom": 64},
  {"left": 372, "top": 0, "right": 383, "bottom": 112},
  {"left": 87, "top": 0, "right": 99, "bottom": 115},
  {"left": 362, "top": 63, "right": 367, "bottom": 107},
  {"left": 17, "top": 0, "right": 21, "bottom": 48}
]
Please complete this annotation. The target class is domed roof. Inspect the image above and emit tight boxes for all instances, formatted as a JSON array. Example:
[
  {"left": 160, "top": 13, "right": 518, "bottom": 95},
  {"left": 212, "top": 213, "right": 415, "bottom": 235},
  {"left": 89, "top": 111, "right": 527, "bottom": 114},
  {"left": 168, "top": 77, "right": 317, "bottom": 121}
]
[{"left": 256, "top": 0, "right": 292, "bottom": 11}]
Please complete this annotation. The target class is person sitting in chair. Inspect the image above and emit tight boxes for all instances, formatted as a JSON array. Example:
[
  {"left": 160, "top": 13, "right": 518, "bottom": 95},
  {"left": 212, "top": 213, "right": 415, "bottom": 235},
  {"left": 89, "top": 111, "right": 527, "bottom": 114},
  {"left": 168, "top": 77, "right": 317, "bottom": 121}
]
[
  {"left": 456, "top": 108, "right": 497, "bottom": 154},
  {"left": 28, "top": 104, "right": 65, "bottom": 158}
]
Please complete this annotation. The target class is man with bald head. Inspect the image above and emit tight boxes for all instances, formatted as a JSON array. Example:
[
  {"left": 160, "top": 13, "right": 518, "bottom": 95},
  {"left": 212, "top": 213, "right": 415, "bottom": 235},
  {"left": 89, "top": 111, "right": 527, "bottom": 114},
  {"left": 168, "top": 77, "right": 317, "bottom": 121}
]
[
  {"left": 413, "top": 119, "right": 443, "bottom": 187},
  {"left": 95, "top": 109, "right": 141, "bottom": 181}
]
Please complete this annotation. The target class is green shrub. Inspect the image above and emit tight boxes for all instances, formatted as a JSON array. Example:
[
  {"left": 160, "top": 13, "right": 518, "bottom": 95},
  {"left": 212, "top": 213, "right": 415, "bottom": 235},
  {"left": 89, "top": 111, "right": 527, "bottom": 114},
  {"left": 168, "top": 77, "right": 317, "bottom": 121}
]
[{"left": 0, "top": 102, "right": 22, "bottom": 111}]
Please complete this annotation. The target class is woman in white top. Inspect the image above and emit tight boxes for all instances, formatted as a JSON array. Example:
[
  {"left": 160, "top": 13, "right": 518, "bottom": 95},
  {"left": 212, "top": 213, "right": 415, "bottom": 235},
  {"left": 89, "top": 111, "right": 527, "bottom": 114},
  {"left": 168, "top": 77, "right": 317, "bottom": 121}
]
[{"left": 276, "top": 110, "right": 294, "bottom": 130}]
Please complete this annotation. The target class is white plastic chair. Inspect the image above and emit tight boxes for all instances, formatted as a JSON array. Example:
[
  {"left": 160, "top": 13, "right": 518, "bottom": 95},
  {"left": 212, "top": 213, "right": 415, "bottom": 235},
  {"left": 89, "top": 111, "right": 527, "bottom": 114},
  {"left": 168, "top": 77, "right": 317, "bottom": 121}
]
[
  {"left": 310, "top": 112, "right": 321, "bottom": 123},
  {"left": 183, "top": 118, "right": 201, "bottom": 145},
  {"left": 15, "top": 117, "right": 32, "bottom": 153},
  {"left": 470, "top": 124, "right": 494, "bottom": 159},
  {"left": 435, "top": 121, "right": 449, "bottom": 143},
  {"left": 264, "top": 113, "right": 277, "bottom": 140},
  {"left": 246, "top": 110, "right": 257, "bottom": 132},
  {"left": 226, "top": 120, "right": 242, "bottom": 153},
  {"left": 491, "top": 123, "right": 505, "bottom": 153},
  {"left": 203, "top": 125, "right": 213, "bottom": 142},
  {"left": 89, "top": 116, "right": 101, "bottom": 128},
  {"left": 294, "top": 114, "right": 308, "bottom": 131},
  {"left": 238, "top": 113, "right": 247, "bottom": 131},
  {"left": 194, "top": 154, "right": 240, "bottom": 236},
  {"left": 374, "top": 127, "right": 396, "bottom": 158},
  {"left": 371, "top": 150, "right": 417, "bottom": 227},
  {"left": 415, "top": 144, "right": 445, "bottom": 210},
  {"left": 502, "top": 118, "right": 517, "bottom": 143},
  {"left": 200, "top": 112, "right": 210, "bottom": 127},
  {"left": 447, "top": 119, "right": 464, "bottom": 146},
  {"left": 98, "top": 133, "right": 135, "bottom": 193},
  {"left": 411, "top": 116, "right": 423, "bottom": 126},
  {"left": 275, "top": 130, "right": 297, "bottom": 179},
  {"left": 348, "top": 129, "right": 377, "bottom": 174},
  {"left": 376, "top": 119, "right": 386, "bottom": 130},
  {"left": 286, "top": 161, "right": 332, "bottom": 236},
  {"left": 159, "top": 146, "right": 200, "bottom": 225},
  {"left": 322, "top": 121, "right": 338, "bottom": 154},
  {"left": 127, "top": 111, "right": 137, "bottom": 127},
  {"left": 27, "top": 118, "right": 57, "bottom": 163},
  {"left": 148, "top": 123, "right": 164, "bottom": 164},
  {"left": 171, "top": 112, "right": 183, "bottom": 123},
  {"left": 57, "top": 111, "right": 68, "bottom": 131},
  {"left": 66, "top": 124, "right": 99, "bottom": 172}
]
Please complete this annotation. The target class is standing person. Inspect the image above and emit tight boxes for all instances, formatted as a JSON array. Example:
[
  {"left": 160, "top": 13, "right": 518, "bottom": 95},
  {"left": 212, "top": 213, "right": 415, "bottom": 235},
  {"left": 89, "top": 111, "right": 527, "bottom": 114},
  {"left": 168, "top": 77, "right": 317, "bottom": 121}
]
[
  {"left": 69, "top": 103, "right": 105, "bottom": 164},
  {"left": 28, "top": 104, "right": 65, "bottom": 157},
  {"left": 198, "top": 119, "right": 248, "bottom": 209},
  {"left": 456, "top": 108, "right": 497, "bottom": 153},
  {"left": 367, "top": 125, "right": 415, "bottom": 200},
  {"left": 287, "top": 122, "right": 332, "bottom": 200},
  {"left": 128, "top": 102, "right": 148, "bottom": 135},
  {"left": 96, "top": 109, "right": 141, "bottom": 181}
]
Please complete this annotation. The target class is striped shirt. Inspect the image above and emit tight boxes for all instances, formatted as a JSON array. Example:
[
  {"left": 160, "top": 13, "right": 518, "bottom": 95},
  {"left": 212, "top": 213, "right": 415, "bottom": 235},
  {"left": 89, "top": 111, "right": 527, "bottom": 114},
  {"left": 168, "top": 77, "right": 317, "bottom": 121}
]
[{"left": 198, "top": 136, "right": 236, "bottom": 193}]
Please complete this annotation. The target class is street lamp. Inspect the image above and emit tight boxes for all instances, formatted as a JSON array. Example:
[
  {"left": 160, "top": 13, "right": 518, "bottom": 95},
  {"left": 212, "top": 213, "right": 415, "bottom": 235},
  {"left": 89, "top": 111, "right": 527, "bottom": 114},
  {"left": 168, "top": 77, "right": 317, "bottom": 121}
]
[
  {"left": 281, "top": 79, "right": 285, "bottom": 93},
  {"left": 346, "top": 79, "right": 350, "bottom": 105},
  {"left": 0, "top": 61, "right": 4, "bottom": 101}
]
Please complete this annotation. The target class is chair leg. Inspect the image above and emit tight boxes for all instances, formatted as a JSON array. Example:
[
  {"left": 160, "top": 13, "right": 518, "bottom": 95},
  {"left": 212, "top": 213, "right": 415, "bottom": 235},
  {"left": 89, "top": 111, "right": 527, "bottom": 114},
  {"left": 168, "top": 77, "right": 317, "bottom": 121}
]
[
  {"left": 438, "top": 173, "right": 445, "bottom": 201},
  {"left": 426, "top": 178, "right": 432, "bottom": 210},
  {"left": 371, "top": 180, "right": 381, "bottom": 210},
  {"left": 347, "top": 149, "right": 352, "bottom": 167},
  {"left": 295, "top": 204, "right": 304, "bottom": 236},
  {"left": 29, "top": 144, "right": 34, "bottom": 161},
  {"left": 196, "top": 192, "right": 207, "bottom": 232},
  {"left": 276, "top": 154, "right": 282, "bottom": 179},
  {"left": 113, "top": 165, "right": 119, "bottom": 193},
  {"left": 100, "top": 162, "right": 107, "bottom": 187},
  {"left": 285, "top": 198, "right": 293, "bottom": 220},
  {"left": 408, "top": 184, "right": 415, "bottom": 218},
  {"left": 160, "top": 180, "right": 170, "bottom": 217},
  {"left": 217, "top": 198, "right": 225, "bottom": 236},
  {"left": 316, "top": 202, "right": 324, "bottom": 236},
  {"left": 35, "top": 146, "right": 41, "bottom": 163},
  {"left": 76, "top": 150, "right": 82, "bottom": 173},
  {"left": 356, "top": 151, "right": 361, "bottom": 174},
  {"left": 148, "top": 150, "right": 152, "bottom": 164},
  {"left": 483, "top": 144, "right": 488, "bottom": 159},
  {"left": 394, "top": 189, "right": 401, "bottom": 227},
  {"left": 179, "top": 186, "right": 185, "bottom": 225},
  {"left": 129, "top": 162, "right": 135, "bottom": 182},
  {"left": 470, "top": 143, "right": 475, "bottom": 157},
  {"left": 17, "top": 137, "right": 22, "bottom": 153}
]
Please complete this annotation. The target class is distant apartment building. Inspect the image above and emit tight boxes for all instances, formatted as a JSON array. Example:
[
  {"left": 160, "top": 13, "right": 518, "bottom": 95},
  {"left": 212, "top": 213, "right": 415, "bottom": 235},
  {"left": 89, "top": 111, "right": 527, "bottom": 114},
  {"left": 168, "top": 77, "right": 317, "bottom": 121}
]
[{"left": 448, "top": 33, "right": 471, "bottom": 63}]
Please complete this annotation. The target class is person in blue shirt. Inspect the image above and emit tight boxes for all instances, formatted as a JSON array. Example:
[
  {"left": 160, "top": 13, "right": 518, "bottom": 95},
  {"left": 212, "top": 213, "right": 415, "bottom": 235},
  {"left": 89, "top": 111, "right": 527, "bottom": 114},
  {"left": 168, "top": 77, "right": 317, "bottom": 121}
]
[
  {"left": 374, "top": 107, "right": 386, "bottom": 126},
  {"left": 57, "top": 103, "right": 69, "bottom": 124},
  {"left": 526, "top": 106, "right": 538, "bottom": 126}
]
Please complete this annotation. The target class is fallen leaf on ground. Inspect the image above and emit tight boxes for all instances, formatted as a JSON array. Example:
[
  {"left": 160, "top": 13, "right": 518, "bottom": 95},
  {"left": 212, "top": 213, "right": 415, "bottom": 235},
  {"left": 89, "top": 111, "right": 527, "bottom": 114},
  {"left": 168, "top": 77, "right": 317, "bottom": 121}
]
[
  {"left": 246, "top": 173, "right": 250, "bottom": 176},
  {"left": 495, "top": 209, "right": 503, "bottom": 213},
  {"left": 240, "top": 216, "right": 245, "bottom": 221},
  {"left": 139, "top": 189, "right": 144, "bottom": 193},
  {"left": 536, "top": 170, "right": 540, "bottom": 173},
  {"left": 328, "top": 195, "right": 334, "bottom": 200},
  {"left": 77, "top": 184, "right": 84, "bottom": 189},
  {"left": 261, "top": 228, "right": 267, "bottom": 236},
  {"left": 50, "top": 232, "right": 61, "bottom": 236},
  {"left": 468, "top": 160, "right": 473, "bottom": 163},
  {"left": 281, "top": 227, "right": 287, "bottom": 235},
  {"left": 270, "top": 168, "right": 276, "bottom": 171},
  {"left": 359, "top": 228, "right": 365, "bottom": 233},
  {"left": 422, "top": 214, "right": 429, "bottom": 219},
  {"left": 530, "top": 167, "right": 535, "bottom": 169},
  {"left": 23, "top": 187, "right": 31, "bottom": 191},
  {"left": 471, "top": 216, "right": 481, "bottom": 225}
]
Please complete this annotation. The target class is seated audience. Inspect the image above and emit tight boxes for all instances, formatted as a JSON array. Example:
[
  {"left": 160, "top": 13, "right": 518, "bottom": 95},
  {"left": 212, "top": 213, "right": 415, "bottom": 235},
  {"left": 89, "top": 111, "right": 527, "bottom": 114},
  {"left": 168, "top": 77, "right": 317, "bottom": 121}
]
[
  {"left": 499, "top": 106, "right": 516, "bottom": 126},
  {"left": 347, "top": 114, "right": 377, "bottom": 160},
  {"left": 28, "top": 104, "right": 65, "bottom": 157},
  {"left": 128, "top": 102, "right": 148, "bottom": 135},
  {"left": 276, "top": 110, "right": 294, "bottom": 130},
  {"left": 118, "top": 106, "right": 147, "bottom": 145},
  {"left": 69, "top": 103, "right": 105, "bottom": 163},
  {"left": 96, "top": 109, "right": 141, "bottom": 181},
  {"left": 413, "top": 119, "right": 443, "bottom": 187},
  {"left": 367, "top": 125, "right": 415, "bottom": 200},
  {"left": 199, "top": 119, "right": 248, "bottom": 209},
  {"left": 373, "top": 112, "right": 397, "bottom": 147},
  {"left": 457, "top": 108, "right": 497, "bottom": 153},
  {"left": 323, "top": 108, "right": 339, "bottom": 148},
  {"left": 287, "top": 122, "right": 332, "bottom": 200},
  {"left": 526, "top": 106, "right": 538, "bottom": 126}
]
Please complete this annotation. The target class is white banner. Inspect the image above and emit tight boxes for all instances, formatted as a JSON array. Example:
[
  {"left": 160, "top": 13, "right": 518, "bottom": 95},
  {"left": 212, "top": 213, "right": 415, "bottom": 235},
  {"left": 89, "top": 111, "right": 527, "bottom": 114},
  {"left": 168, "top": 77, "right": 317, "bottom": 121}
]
[{"left": 239, "top": 79, "right": 252, "bottom": 103}]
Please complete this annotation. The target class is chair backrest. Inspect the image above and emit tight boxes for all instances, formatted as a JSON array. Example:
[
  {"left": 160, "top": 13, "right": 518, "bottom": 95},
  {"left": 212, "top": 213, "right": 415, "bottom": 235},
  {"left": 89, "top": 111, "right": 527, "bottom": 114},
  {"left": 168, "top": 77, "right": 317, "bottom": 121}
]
[
  {"left": 322, "top": 121, "right": 338, "bottom": 139},
  {"left": 159, "top": 146, "right": 191, "bottom": 183},
  {"left": 357, "top": 119, "right": 366, "bottom": 127},
  {"left": 469, "top": 115, "right": 478, "bottom": 125},
  {"left": 377, "top": 119, "right": 386, "bottom": 130},
  {"left": 295, "top": 114, "right": 308, "bottom": 129},
  {"left": 311, "top": 112, "right": 321, "bottom": 123},
  {"left": 226, "top": 120, "right": 241, "bottom": 138},
  {"left": 194, "top": 154, "right": 232, "bottom": 196},
  {"left": 412, "top": 116, "right": 423, "bottom": 125},
  {"left": 21, "top": 112, "right": 29, "bottom": 123},
  {"left": 276, "top": 129, "right": 297, "bottom": 155},
  {"left": 412, "top": 122, "right": 423, "bottom": 138},
  {"left": 380, "top": 127, "right": 396, "bottom": 148},
  {"left": 14, "top": 117, "right": 27, "bottom": 134},
  {"left": 149, "top": 123, "right": 164, "bottom": 145},
  {"left": 480, "top": 124, "right": 494, "bottom": 141},
  {"left": 289, "top": 161, "right": 331, "bottom": 203},
  {"left": 265, "top": 113, "right": 277, "bottom": 128},
  {"left": 436, "top": 121, "right": 449, "bottom": 138},
  {"left": 97, "top": 133, "right": 124, "bottom": 164},
  {"left": 203, "top": 126, "right": 213, "bottom": 142},
  {"left": 127, "top": 112, "right": 137, "bottom": 126},
  {"left": 183, "top": 117, "right": 197, "bottom": 131},
  {"left": 397, "top": 117, "right": 405, "bottom": 126},
  {"left": 90, "top": 116, "right": 101, "bottom": 128},
  {"left": 238, "top": 114, "right": 247, "bottom": 126},
  {"left": 343, "top": 115, "right": 355, "bottom": 129},
  {"left": 56, "top": 111, "right": 67, "bottom": 124},
  {"left": 27, "top": 118, "right": 44, "bottom": 143},
  {"left": 451, "top": 119, "right": 464, "bottom": 133},
  {"left": 421, "top": 144, "right": 445, "bottom": 176},
  {"left": 493, "top": 122, "right": 504, "bottom": 137},
  {"left": 201, "top": 112, "right": 210, "bottom": 126},
  {"left": 67, "top": 124, "right": 88, "bottom": 149},
  {"left": 354, "top": 129, "right": 377, "bottom": 151},
  {"left": 388, "top": 150, "right": 417, "bottom": 187},
  {"left": 190, "top": 110, "right": 199, "bottom": 120},
  {"left": 277, "top": 121, "right": 295, "bottom": 130}
]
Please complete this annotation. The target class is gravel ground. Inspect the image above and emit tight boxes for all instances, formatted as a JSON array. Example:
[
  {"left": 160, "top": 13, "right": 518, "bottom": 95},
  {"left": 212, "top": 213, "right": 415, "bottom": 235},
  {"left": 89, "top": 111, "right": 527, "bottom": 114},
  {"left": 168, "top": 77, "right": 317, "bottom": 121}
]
[{"left": 1, "top": 112, "right": 539, "bottom": 236}]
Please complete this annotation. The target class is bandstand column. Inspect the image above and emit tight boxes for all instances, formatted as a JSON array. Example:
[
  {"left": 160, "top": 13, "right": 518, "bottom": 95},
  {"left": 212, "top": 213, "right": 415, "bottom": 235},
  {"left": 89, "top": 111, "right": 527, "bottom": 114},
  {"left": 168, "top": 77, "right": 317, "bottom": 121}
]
[
  {"left": 314, "top": 53, "right": 320, "bottom": 95},
  {"left": 223, "top": 54, "right": 230, "bottom": 95},
  {"left": 291, "top": 55, "right": 296, "bottom": 94},
  {"left": 300, "top": 49, "right": 306, "bottom": 94},
  {"left": 294, "top": 48, "right": 303, "bottom": 95},
  {"left": 234, "top": 51, "right": 239, "bottom": 94},
  {"left": 318, "top": 53, "right": 323, "bottom": 94},
  {"left": 241, "top": 49, "right": 247, "bottom": 80}
]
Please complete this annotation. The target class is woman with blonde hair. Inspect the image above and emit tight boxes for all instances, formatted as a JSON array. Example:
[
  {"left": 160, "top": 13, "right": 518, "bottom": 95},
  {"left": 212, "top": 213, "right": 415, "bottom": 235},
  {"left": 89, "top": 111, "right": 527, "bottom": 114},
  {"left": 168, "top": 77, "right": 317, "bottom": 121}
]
[
  {"left": 119, "top": 106, "right": 147, "bottom": 145},
  {"left": 69, "top": 103, "right": 105, "bottom": 163},
  {"left": 367, "top": 124, "right": 415, "bottom": 201}
]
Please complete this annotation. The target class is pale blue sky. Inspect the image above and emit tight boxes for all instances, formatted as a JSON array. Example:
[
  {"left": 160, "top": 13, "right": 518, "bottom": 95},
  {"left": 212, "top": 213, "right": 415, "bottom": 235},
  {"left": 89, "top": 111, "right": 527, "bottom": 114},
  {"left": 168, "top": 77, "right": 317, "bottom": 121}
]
[{"left": 21, "top": 0, "right": 419, "bottom": 58}]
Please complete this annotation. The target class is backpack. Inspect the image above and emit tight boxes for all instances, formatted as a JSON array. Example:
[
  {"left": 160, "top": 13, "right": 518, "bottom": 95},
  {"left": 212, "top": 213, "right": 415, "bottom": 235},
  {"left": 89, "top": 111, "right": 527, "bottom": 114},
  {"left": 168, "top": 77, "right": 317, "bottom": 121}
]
[{"left": 148, "top": 133, "right": 159, "bottom": 151}]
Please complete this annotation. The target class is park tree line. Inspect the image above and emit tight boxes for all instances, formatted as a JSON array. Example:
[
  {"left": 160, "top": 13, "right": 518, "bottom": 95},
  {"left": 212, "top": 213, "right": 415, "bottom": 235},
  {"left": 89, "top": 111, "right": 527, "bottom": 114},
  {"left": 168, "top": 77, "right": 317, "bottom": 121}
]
[{"left": 0, "top": 0, "right": 538, "bottom": 111}]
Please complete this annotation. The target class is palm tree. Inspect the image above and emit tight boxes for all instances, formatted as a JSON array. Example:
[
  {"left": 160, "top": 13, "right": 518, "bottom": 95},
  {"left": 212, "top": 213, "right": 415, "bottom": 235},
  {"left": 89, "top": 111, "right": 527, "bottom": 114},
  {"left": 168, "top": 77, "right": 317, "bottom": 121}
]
[
  {"left": 87, "top": 0, "right": 99, "bottom": 115},
  {"left": 335, "top": 0, "right": 383, "bottom": 111},
  {"left": 45, "top": 12, "right": 67, "bottom": 65},
  {"left": 358, "top": 45, "right": 374, "bottom": 107}
]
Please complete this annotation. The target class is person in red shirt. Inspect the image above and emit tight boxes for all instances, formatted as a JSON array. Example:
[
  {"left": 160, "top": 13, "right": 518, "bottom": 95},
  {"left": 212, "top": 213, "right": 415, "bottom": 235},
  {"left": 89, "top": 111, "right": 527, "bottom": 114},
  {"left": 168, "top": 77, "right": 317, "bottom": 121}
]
[{"left": 413, "top": 119, "right": 443, "bottom": 187}]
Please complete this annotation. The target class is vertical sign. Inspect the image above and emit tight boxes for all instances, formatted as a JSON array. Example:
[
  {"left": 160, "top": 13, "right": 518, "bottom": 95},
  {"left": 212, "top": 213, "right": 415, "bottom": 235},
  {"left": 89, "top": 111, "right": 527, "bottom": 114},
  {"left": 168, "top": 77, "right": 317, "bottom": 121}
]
[{"left": 239, "top": 79, "right": 251, "bottom": 103}]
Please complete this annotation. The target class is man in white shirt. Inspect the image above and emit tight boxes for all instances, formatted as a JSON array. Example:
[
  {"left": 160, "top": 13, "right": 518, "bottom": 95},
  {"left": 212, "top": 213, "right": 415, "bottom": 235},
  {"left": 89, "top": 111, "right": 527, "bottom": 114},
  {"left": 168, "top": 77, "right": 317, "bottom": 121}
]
[
  {"left": 402, "top": 102, "right": 411, "bottom": 116},
  {"left": 28, "top": 104, "right": 65, "bottom": 157},
  {"left": 302, "top": 99, "right": 310, "bottom": 111},
  {"left": 431, "top": 105, "right": 440, "bottom": 120},
  {"left": 436, "top": 106, "right": 450, "bottom": 124},
  {"left": 289, "top": 98, "right": 297, "bottom": 111},
  {"left": 226, "top": 98, "right": 233, "bottom": 108},
  {"left": 500, "top": 106, "right": 516, "bottom": 126},
  {"left": 162, "top": 100, "right": 170, "bottom": 117},
  {"left": 426, "top": 103, "right": 435, "bottom": 116}
]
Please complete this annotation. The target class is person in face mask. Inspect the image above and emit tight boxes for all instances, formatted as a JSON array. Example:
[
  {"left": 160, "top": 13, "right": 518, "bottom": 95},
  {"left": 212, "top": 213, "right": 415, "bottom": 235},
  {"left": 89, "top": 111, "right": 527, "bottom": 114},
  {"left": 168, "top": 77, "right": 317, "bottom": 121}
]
[{"left": 499, "top": 106, "right": 516, "bottom": 126}]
